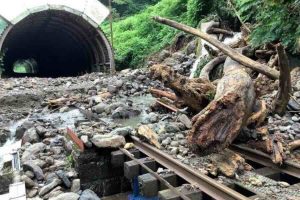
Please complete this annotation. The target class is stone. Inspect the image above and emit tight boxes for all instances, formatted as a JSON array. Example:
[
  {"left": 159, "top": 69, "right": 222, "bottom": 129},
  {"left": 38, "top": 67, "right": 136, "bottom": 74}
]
[
  {"left": 288, "top": 99, "right": 300, "bottom": 111},
  {"left": 161, "top": 137, "right": 171, "bottom": 146},
  {"left": 278, "top": 181, "right": 290, "bottom": 188},
  {"left": 0, "top": 129, "right": 10, "bottom": 145},
  {"left": 27, "top": 188, "right": 38, "bottom": 198},
  {"left": 292, "top": 116, "right": 300, "bottom": 122},
  {"left": 49, "top": 192, "right": 79, "bottom": 200},
  {"left": 158, "top": 50, "right": 171, "bottom": 62},
  {"left": 107, "top": 85, "right": 117, "bottom": 93},
  {"left": 163, "top": 57, "right": 179, "bottom": 66},
  {"left": 91, "top": 134, "right": 125, "bottom": 148},
  {"left": 175, "top": 134, "right": 185, "bottom": 140},
  {"left": 56, "top": 170, "right": 71, "bottom": 188},
  {"left": 294, "top": 91, "right": 300, "bottom": 98},
  {"left": 23, "top": 162, "right": 44, "bottom": 181},
  {"left": 25, "top": 171, "right": 35, "bottom": 179},
  {"left": 115, "top": 80, "right": 124, "bottom": 88},
  {"left": 165, "top": 123, "right": 180, "bottom": 133},
  {"left": 22, "top": 143, "right": 46, "bottom": 162},
  {"left": 111, "top": 126, "right": 133, "bottom": 137},
  {"left": 39, "top": 178, "right": 62, "bottom": 196},
  {"left": 44, "top": 187, "right": 64, "bottom": 199},
  {"left": 170, "top": 141, "right": 179, "bottom": 147},
  {"left": 81, "top": 135, "right": 92, "bottom": 148},
  {"left": 111, "top": 106, "right": 141, "bottom": 119},
  {"left": 79, "top": 189, "right": 100, "bottom": 200},
  {"left": 35, "top": 125, "right": 47, "bottom": 136},
  {"left": 170, "top": 147, "right": 179, "bottom": 155},
  {"left": 15, "top": 120, "right": 34, "bottom": 139},
  {"left": 177, "top": 114, "right": 192, "bottom": 129},
  {"left": 94, "top": 103, "right": 108, "bottom": 114},
  {"left": 22, "top": 127, "right": 40, "bottom": 144},
  {"left": 142, "top": 112, "right": 159, "bottom": 124},
  {"left": 21, "top": 175, "right": 35, "bottom": 188},
  {"left": 71, "top": 179, "right": 81, "bottom": 193},
  {"left": 172, "top": 52, "right": 186, "bottom": 62}
]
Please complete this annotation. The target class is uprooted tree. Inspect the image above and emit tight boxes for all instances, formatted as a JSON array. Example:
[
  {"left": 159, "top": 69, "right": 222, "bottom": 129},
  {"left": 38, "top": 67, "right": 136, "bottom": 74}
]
[{"left": 150, "top": 16, "right": 292, "bottom": 163}]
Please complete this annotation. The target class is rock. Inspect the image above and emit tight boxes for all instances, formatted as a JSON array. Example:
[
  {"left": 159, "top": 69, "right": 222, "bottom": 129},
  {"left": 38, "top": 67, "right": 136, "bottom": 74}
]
[
  {"left": 27, "top": 188, "right": 38, "bottom": 198},
  {"left": 162, "top": 137, "right": 171, "bottom": 146},
  {"left": 23, "top": 162, "right": 44, "bottom": 181},
  {"left": 39, "top": 178, "right": 62, "bottom": 196},
  {"left": 94, "top": 103, "right": 108, "bottom": 114},
  {"left": 278, "top": 181, "right": 290, "bottom": 188},
  {"left": 170, "top": 147, "right": 179, "bottom": 155},
  {"left": 294, "top": 91, "right": 300, "bottom": 98},
  {"left": 111, "top": 106, "right": 140, "bottom": 119},
  {"left": 165, "top": 123, "right": 180, "bottom": 133},
  {"left": 170, "top": 141, "right": 179, "bottom": 147},
  {"left": 49, "top": 192, "right": 79, "bottom": 200},
  {"left": 81, "top": 135, "right": 92, "bottom": 148},
  {"left": 56, "top": 170, "right": 71, "bottom": 188},
  {"left": 111, "top": 126, "right": 133, "bottom": 137},
  {"left": 292, "top": 116, "right": 300, "bottom": 122},
  {"left": 25, "top": 171, "right": 35, "bottom": 179},
  {"left": 107, "top": 85, "right": 117, "bottom": 93},
  {"left": 172, "top": 52, "right": 186, "bottom": 62},
  {"left": 175, "top": 134, "right": 185, "bottom": 140},
  {"left": 279, "top": 126, "right": 290, "bottom": 132},
  {"left": 15, "top": 120, "right": 34, "bottom": 139},
  {"left": 22, "top": 142, "right": 46, "bottom": 161},
  {"left": 163, "top": 57, "right": 179, "bottom": 66},
  {"left": 21, "top": 175, "right": 35, "bottom": 188},
  {"left": 177, "top": 114, "right": 192, "bottom": 129},
  {"left": 71, "top": 179, "right": 80, "bottom": 193},
  {"left": 35, "top": 125, "right": 47, "bottom": 136},
  {"left": 291, "top": 123, "right": 300, "bottom": 133},
  {"left": 79, "top": 189, "right": 100, "bottom": 200},
  {"left": 22, "top": 128, "right": 40, "bottom": 144},
  {"left": 142, "top": 112, "right": 159, "bottom": 124},
  {"left": 115, "top": 80, "right": 124, "bottom": 88},
  {"left": 288, "top": 99, "right": 300, "bottom": 111},
  {"left": 43, "top": 187, "right": 64, "bottom": 199},
  {"left": 91, "top": 134, "right": 125, "bottom": 148},
  {"left": 0, "top": 129, "right": 10, "bottom": 145},
  {"left": 158, "top": 50, "right": 171, "bottom": 62}
]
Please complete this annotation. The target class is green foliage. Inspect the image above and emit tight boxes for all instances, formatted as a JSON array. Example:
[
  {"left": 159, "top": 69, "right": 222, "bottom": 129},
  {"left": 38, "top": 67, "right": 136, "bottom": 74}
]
[
  {"left": 235, "top": 0, "right": 300, "bottom": 52},
  {"left": 103, "top": 0, "right": 233, "bottom": 69}
]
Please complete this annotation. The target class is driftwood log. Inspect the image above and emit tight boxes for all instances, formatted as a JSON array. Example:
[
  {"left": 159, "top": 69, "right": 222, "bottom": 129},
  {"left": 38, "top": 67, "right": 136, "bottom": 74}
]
[
  {"left": 187, "top": 56, "right": 255, "bottom": 152},
  {"left": 199, "top": 55, "right": 227, "bottom": 80},
  {"left": 150, "top": 64, "right": 216, "bottom": 112}
]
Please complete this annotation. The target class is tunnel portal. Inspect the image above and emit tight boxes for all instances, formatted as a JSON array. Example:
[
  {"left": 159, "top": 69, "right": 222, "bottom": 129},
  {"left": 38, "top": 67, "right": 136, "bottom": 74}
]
[{"left": 0, "top": 1, "right": 114, "bottom": 77}]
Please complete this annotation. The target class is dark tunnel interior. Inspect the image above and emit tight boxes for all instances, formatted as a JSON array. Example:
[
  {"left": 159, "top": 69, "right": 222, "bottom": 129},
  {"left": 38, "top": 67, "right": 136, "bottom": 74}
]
[{"left": 1, "top": 10, "right": 113, "bottom": 77}]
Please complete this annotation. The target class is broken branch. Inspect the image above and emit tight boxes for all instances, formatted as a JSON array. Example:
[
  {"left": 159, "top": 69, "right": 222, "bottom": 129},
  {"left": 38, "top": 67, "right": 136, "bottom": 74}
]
[
  {"left": 153, "top": 16, "right": 280, "bottom": 80},
  {"left": 199, "top": 55, "right": 227, "bottom": 80}
]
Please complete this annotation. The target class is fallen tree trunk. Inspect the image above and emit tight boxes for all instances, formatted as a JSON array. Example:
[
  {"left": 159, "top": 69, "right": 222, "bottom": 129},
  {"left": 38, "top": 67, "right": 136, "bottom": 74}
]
[
  {"left": 150, "top": 64, "right": 216, "bottom": 112},
  {"left": 272, "top": 44, "right": 291, "bottom": 115},
  {"left": 199, "top": 55, "right": 227, "bottom": 80},
  {"left": 187, "top": 56, "right": 256, "bottom": 152},
  {"left": 149, "top": 88, "right": 177, "bottom": 101},
  {"left": 153, "top": 16, "right": 280, "bottom": 80}
]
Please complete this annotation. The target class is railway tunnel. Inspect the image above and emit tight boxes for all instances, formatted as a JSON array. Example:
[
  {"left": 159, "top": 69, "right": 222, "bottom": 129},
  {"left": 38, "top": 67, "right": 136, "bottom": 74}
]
[{"left": 0, "top": 0, "right": 115, "bottom": 77}]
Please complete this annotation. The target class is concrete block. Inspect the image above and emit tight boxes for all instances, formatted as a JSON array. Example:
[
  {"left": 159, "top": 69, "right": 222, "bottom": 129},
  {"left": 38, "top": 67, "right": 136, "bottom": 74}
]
[
  {"left": 138, "top": 173, "right": 158, "bottom": 197},
  {"left": 159, "top": 173, "right": 178, "bottom": 190},
  {"left": 254, "top": 167, "right": 279, "bottom": 178},
  {"left": 111, "top": 149, "right": 141, "bottom": 167},
  {"left": 124, "top": 158, "right": 156, "bottom": 179},
  {"left": 158, "top": 185, "right": 202, "bottom": 200}
]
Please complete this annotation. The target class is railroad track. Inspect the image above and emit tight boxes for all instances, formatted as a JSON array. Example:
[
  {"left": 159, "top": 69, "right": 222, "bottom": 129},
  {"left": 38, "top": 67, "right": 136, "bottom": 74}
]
[{"left": 119, "top": 137, "right": 300, "bottom": 200}]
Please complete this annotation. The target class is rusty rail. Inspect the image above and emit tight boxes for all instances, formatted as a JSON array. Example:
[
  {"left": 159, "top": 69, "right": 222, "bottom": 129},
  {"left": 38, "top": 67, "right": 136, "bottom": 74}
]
[
  {"left": 131, "top": 136, "right": 251, "bottom": 200},
  {"left": 230, "top": 144, "right": 300, "bottom": 179}
]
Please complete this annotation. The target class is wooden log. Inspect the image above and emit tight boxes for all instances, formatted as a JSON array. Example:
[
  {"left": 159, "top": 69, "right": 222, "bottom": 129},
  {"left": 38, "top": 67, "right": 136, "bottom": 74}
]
[
  {"left": 207, "top": 27, "right": 234, "bottom": 36},
  {"left": 188, "top": 56, "right": 256, "bottom": 152},
  {"left": 153, "top": 16, "right": 280, "bottom": 80},
  {"left": 150, "top": 64, "right": 216, "bottom": 112},
  {"left": 199, "top": 55, "right": 227, "bottom": 80},
  {"left": 149, "top": 88, "right": 177, "bottom": 101},
  {"left": 289, "top": 140, "right": 300, "bottom": 151},
  {"left": 272, "top": 44, "right": 291, "bottom": 115}
]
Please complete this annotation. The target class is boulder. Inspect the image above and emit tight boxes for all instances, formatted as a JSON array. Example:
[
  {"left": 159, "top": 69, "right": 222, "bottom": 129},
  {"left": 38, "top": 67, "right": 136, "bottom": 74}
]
[
  {"left": 22, "top": 142, "right": 46, "bottom": 162},
  {"left": 79, "top": 189, "right": 100, "bottom": 200},
  {"left": 49, "top": 192, "right": 79, "bottom": 200},
  {"left": 0, "top": 129, "right": 10, "bottom": 145},
  {"left": 56, "top": 170, "right": 71, "bottom": 188},
  {"left": 15, "top": 120, "right": 34, "bottom": 139},
  {"left": 111, "top": 107, "right": 141, "bottom": 119},
  {"left": 21, "top": 175, "right": 35, "bottom": 188},
  {"left": 71, "top": 179, "right": 80, "bottom": 193},
  {"left": 91, "top": 134, "right": 125, "bottom": 148},
  {"left": 22, "top": 128, "right": 40, "bottom": 144},
  {"left": 23, "top": 162, "right": 44, "bottom": 181},
  {"left": 93, "top": 103, "right": 108, "bottom": 114},
  {"left": 111, "top": 126, "right": 133, "bottom": 137},
  {"left": 39, "top": 178, "right": 62, "bottom": 196}
]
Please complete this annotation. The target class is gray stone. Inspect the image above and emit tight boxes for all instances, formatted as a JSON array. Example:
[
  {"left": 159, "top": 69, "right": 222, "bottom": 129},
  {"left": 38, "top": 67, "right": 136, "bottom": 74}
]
[
  {"left": 108, "top": 85, "right": 117, "bottom": 93},
  {"left": 43, "top": 187, "right": 64, "bottom": 199},
  {"left": 23, "top": 162, "right": 44, "bottom": 181},
  {"left": 288, "top": 99, "right": 300, "bottom": 111},
  {"left": 163, "top": 57, "right": 179, "bottom": 66},
  {"left": 22, "top": 128, "right": 40, "bottom": 144},
  {"left": 27, "top": 188, "right": 38, "bottom": 198},
  {"left": 111, "top": 106, "right": 140, "bottom": 119},
  {"left": 0, "top": 129, "right": 10, "bottom": 145},
  {"left": 294, "top": 91, "right": 300, "bottom": 98},
  {"left": 172, "top": 52, "right": 186, "bottom": 62},
  {"left": 91, "top": 134, "right": 125, "bottom": 148},
  {"left": 165, "top": 123, "right": 180, "bottom": 133},
  {"left": 35, "top": 125, "right": 47, "bottom": 136},
  {"left": 49, "top": 192, "right": 79, "bottom": 200},
  {"left": 142, "top": 112, "right": 159, "bottom": 124},
  {"left": 170, "top": 147, "right": 179, "bottom": 155},
  {"left": 71, "top": 179, "right": 80, "bottom": 193},
  {"left": 15, "top": 120, "right": 34, "bottom": 139},
  {"left": 81, "top": 135, "right": 92, "bottom": 148},
  {"left": 21, "top": 175, "right": 35, "bottom": 188},
  {"left": 79, "top": 189, "right": 100, "bottom": 200},
  {"left": 25, "top": 171, "right": 35, "bottom": 179},
  {"left": 170, "top": 141, "right": 179, "bottom": 147},
  {"left": 94, "top": 103, "right": 108, "bottom": 114},
  {"left": 22, "top": 142, "right": 46, "bottom": 162},
  {"left": 56, "top": 170, "right": 71, "bottom": 188},
  {"left": 161, "top": 137, "right": 171, "bottom": 146},
  {"left": 177, "top": 114, "right": 192, "bottom": 129},
  {"left": 158, "top": 50, "right": 171, "bottom": 62},
  {"left": 111, "top": 126, "right": 133, "bottom": 137},
  {"left": 39, "top": 178, "right": 62, "bottom": 196},
  {"left": 115, "top": 80, "right": 124, "bottom": 88}
]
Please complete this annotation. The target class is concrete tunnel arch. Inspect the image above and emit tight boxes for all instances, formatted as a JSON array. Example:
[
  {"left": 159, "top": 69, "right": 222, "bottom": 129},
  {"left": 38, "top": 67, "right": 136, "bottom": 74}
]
[{"left": 0, "top": 0, "right": 115, "bottom": 77}]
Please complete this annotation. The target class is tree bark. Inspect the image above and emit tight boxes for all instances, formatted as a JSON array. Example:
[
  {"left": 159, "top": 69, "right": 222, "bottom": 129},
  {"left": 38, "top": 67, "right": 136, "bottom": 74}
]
[
  {"left": 272, "top": 44, "right": 291, "bottom": 115},
  {"left": 187, "top": 56, "right": 256, "bottom": 152},
  {"left": 150, "top": 64, "right": 216, "bottom": 112},
  {"left": 199, "top": 55, "right": 227, "bottom": 80},
  {"left": 207, "top": 27, "right": 234, "bottom": 36},
  {"left": 149, "top": 88, "right": 177, "bottom": 101},
  {"left": 153, "top": 16, "right": 280, "bottom": 80}
]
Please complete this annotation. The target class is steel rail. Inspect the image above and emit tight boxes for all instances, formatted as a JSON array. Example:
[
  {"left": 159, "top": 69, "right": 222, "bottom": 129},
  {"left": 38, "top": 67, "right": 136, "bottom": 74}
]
[
  {"left": 230, "top": 144, "right": 300, "bottom": 178},
  {"left": 131, "top": 136, "right": 251, "bottom": 200}
]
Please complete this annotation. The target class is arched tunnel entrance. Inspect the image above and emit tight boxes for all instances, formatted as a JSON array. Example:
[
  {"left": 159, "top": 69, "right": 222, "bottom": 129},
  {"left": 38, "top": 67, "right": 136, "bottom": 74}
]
[{"left": 0, "top": 10, "right": 114, "bottom": 77}]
